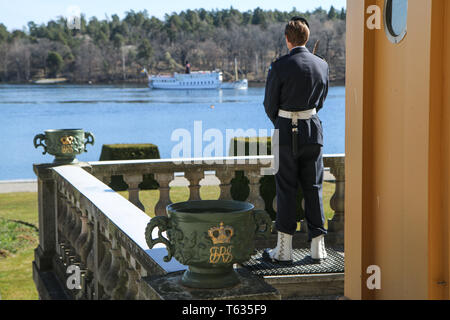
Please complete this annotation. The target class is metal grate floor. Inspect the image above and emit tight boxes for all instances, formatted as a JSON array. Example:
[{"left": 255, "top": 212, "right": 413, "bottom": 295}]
[{"left": 241, "top": 248, "right": 345, "bottom": 276}]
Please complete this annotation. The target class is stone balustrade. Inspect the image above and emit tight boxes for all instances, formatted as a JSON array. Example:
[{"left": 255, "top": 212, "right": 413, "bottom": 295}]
[
  {"left": 32, "top": 155, "right": 345, "bottom": 300},
  {"left": 87, "top": 156, "right": 274, "bottom": 216}
]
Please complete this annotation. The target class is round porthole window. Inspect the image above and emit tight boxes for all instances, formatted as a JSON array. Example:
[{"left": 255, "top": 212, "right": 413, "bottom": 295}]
[{"left": 384, "top": 0, "right": 408, "bottom": 44}]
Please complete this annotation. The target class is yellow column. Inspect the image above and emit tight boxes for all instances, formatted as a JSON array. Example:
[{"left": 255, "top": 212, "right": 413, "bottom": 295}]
[
  {"left": 345, "top": 0, "right": 450, "bottom": 299},
  {"left": 428, "top": 0, "right": 450, "bottom": 300}
]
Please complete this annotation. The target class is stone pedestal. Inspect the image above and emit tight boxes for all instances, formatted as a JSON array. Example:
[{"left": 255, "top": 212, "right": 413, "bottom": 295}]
[
  {"left": 141, "top": 268, "right": 281, "bottom": 300},
  {"left": 33, "top": 164, "right": 58, "bottom": 271}
]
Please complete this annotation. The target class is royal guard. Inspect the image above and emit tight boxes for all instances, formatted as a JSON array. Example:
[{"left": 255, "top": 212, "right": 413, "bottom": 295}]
[{"left": 263, "top": 17, "right": 329, "bottom": 263}]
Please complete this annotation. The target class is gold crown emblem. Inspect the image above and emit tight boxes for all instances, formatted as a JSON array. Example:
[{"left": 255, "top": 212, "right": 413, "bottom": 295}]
[
  {"left": 208, "top": 222, "right": 234, "bottom": 245},
  {"left": 61, "top": 136, "right": 74, "bottom": 145}
]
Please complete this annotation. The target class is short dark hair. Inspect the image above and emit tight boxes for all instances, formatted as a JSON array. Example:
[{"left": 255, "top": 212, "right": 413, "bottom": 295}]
[
  {"left": 289, "top": 16, "right": 310, "bottom": 29},
  {"left": 285, "top": 17, "right": 310, "bottom": 46}
]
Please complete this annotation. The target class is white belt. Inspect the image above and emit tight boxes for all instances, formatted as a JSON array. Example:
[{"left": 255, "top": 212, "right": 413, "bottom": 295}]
[
  {"left": 278, "top": 108, "right": 317, "bottom": 121},
  {"left": 279, "top": 109, "right": 317, "bottom": 157}
]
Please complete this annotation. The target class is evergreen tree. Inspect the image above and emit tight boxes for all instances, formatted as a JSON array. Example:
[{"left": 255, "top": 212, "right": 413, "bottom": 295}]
[
  {"left": 137, "top": 39, "right": 153, "bottom": 66},
  {"left": 46, "top": 51, "right": 63, "bottom": 78},
  {"left": 0, "top": 24, "right": 8, "bottom": 43},
  {"left": 328, "top": 6, "right": 338, "bottom": 20}
]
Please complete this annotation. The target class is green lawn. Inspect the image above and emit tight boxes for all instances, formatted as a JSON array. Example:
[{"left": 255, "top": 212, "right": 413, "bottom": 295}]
[
  {"left": 0, "top": 192, "right": 39, "bottom": 300},
  {"left": 0, "top": 182, "right": 335, "bottom": 300}
]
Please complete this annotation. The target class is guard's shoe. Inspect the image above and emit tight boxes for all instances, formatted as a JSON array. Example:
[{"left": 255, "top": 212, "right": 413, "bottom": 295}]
[
  {"left": 262, "top": 232, "right": 293, "bottom": 264},
  {"left": 310, "top": 235, "right": 327, "bottom": 262}
]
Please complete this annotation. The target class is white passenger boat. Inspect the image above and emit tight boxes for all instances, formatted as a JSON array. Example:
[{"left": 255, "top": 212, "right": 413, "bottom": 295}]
[
  {"left": 142, "top": 59, "right": 248, "bottom": 90},
  {"left": 149, "top": 71, "right": 221, "bottom": 90},
  {"left": 147, "top": 71, "right": 248, "bottom": 90}
]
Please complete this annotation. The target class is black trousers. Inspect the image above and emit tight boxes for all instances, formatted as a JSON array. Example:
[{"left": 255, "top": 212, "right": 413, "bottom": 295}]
[{"left": 275, "top": 144, "right": 327, "bottom": 240}]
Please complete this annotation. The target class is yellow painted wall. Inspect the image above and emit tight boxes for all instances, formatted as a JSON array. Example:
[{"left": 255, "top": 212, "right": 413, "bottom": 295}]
[{"left": 346, "top": 0, "right": 450, "bottom": 299}]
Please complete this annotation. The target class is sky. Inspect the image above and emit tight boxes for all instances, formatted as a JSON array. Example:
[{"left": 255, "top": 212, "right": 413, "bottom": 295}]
[{"left": 0, "top": 0, "right": 346, "bottom": 31}]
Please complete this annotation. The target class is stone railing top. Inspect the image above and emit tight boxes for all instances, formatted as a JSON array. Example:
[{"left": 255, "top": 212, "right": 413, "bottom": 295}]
[
  {"left": 86, "top": 156, "right": 273, "bottom": 175},
  {"left": 52, "top": 165, "right": 187, "bottom": 274},
  {"left": 84, "top": 154, "right": 344, "bottom": 174},
  {"left": 324, "top": 154, "right": 345, "bottom": 158},
  {"left": 88, "top": 155, "right": 274, "bottom": 165},
  {"left": 87, "top": 155, "right": 343, "bottom": 166}
]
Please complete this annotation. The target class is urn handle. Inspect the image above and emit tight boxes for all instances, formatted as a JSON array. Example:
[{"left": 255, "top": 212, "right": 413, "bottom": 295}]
[
  {"left": 84, "top": 132, "right": 95, "bottom": 152},
  {"left": 33, "top": 134, "right": 47, "bottom": 155},
  {"left": 253, "top": 210, "right": 272, "bottom": 239},
  {"left": 145, "top": 216, "right": 173, "bottom": 262}
]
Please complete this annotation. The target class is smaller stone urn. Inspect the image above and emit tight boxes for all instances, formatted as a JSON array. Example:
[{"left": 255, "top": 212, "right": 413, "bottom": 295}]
[
  {"left": 145, "top": 200, "right": 272, "bottom": 289},
  {"left": 33, "top": 129, "right": 94, "bottom": 164}
]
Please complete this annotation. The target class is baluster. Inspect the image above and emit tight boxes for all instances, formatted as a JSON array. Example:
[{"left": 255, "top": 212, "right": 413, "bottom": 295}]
[
  {"left": 87, "top": 234, "right": 103, "bottom": 300},
  {"left": 62, "top": 203, "right": 75, "bottom": 243},
  {"left": 327, "top": 157, "right": 345, "bottom": 238},
  {"left": 111, "top": 256, "right": 129, "bottom": 300},
  {"left": 98, "top": 240, "right": 112, "bottom": 299},
  {"left": 60, "top": 196, "right": 69, "bottom": 228},
  {"left": 245, "top": 170, "right": 265, "bottom": 210},
  {"left": 185, "top": 171, "right": 203, "bottom": 201},
  {"left": 103, "top": 247, "right": 122, "bottom": 298},
  {"left": 56, "top": 191, "right": 65, "bottom": 233},
  {"left": 154, "top": 173, "right": 173, "bottom": 217},
  {"left": 124, "top": 268, "right": 140, "bottom": 300},
  {"left": 69, "top": 208, "right": 82, "bottom": 247},
  {"left": 74, "top": 212, "right": 88, "bottom": 255},
  {"left": 86, "top": 226, "right": 97, "bottom": 272},
  {"left": 137, "top": 279, "right": 149, "bottom": 300},
  {"left": 78, "top": 220, "right": 93, "bottom": 265},
  {"left": 216, "top": 169, "right": 234, "bottom": 200},
  {"left": 86, "top": 247, "right": 95, "bottom": 274},
  {"left": 123, "top": 174, "right": 145, "bottom": 211}
]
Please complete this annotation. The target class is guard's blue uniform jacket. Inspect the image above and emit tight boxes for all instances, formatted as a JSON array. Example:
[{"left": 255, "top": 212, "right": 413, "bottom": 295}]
[
  {"left": 263, "top": 46, "right": 329, "bottom": 240},
  {"left": 264, "top": 46, "right": 329, "bottom": 148}
]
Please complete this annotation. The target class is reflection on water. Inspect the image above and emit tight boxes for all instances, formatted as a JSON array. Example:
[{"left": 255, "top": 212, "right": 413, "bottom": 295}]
[{"left": 0, "top": 84, "right": 345, "bottom": 180}]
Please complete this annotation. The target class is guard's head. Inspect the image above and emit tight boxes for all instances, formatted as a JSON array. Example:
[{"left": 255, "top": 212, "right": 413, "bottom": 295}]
[{"left": 285, "top": 17, "right": 310, "bottom": 48}]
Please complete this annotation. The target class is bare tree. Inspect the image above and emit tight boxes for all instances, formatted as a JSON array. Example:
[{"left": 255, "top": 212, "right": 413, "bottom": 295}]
[
  {"left": 8, "top": 39, "right": 32, "bottom": 81},
  {"left": 0, "top": 43, "right": 7, "bottom": 81},
  {"left": 73, "top": 38, "right": 102, "bottom": 82}
]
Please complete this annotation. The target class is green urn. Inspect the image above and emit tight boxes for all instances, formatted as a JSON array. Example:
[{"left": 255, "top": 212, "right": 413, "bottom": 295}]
[
  {"left": 145, "top": 200, "right": 272, "bottom": 289},
  {"left": 33, "top": 129, "right": 94, "bottom": 164}
]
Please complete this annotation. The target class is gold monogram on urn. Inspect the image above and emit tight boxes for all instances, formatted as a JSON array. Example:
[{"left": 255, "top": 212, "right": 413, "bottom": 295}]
[
  {"left": 208, "top": 222, "right": 234, "bottom": 245},
  {"left": 60, "top": 136, "right": 75, "bottom": 154}
]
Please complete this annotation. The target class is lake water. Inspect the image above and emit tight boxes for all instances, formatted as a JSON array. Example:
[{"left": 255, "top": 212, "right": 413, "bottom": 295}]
[{"left": 0, "top": 84, "right": 345, "bottom": 180}]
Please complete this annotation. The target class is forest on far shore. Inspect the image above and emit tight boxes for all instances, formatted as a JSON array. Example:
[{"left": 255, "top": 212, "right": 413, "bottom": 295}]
[{"left": 0, "top": 6, "right": 346, "bottom": 84}]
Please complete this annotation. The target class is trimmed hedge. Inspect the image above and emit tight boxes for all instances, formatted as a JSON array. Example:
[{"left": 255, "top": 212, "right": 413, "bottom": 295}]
[
  {"left": 229, "top": 137, "right": 304, "bottom": 221},
  {"left": 99, "top": 144, "right": 160, "bottom": 191}
]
